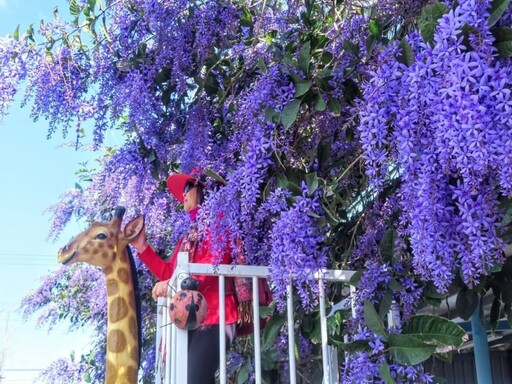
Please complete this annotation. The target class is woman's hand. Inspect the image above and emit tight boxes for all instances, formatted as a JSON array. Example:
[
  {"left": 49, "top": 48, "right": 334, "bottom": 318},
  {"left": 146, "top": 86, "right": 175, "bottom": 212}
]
[{"left": 152, "top": 280, "right": 170, "bottom": 300}]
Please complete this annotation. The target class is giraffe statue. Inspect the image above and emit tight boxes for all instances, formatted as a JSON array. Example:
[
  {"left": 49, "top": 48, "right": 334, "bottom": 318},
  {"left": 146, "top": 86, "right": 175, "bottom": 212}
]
[{"left": 57, "top": 207, "right": 145, "bottom": 384}]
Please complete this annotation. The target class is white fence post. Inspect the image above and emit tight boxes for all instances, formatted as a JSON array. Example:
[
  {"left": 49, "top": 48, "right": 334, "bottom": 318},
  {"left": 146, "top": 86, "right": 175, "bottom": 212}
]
[{"left": 286, "top": 282, "right": 297, "bottom": 384}]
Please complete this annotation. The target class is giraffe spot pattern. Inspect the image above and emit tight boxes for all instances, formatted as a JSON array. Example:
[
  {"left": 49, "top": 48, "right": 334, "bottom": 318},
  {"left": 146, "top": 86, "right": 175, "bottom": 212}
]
[
  {"left": 109, "top": 297, "right": 129, "bottom": 323},
  {"left": 104, "top": 265, "right": 114, "bottom": 275},
  {"left": 106, "top": 279, "right": 119, "bottom": 295},
  {"left": 117, "top": 267, "right": 130, "bottom": 284},
  {"left": 107, "top": 329, "right": 127, "bottom": 353},
  {"left": 105, "top": 360, "right": 117, "bottom": 383}
]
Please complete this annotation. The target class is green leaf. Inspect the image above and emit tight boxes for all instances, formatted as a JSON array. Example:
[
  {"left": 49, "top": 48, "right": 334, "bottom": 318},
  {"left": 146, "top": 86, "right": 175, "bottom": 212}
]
[
  {"left": 433, "top": 351, "right": 453, "bottom": 363},
  {"left": 369, "top": 19, "right": 380, "bottom": 37},
  {"left": 380, "top": 229, "right": 396, "bottom": 264},
  {"left": 388, "top": 279, "right": 404, "bottom": 292},
  {"left": 305, "top": 173, "right": 319, "bottom": 194},
  {"left": 402, "top": 315, "right": 466, "bottom": 351},
  {"left": 298, "top": 41, "right": 311, "bottom": 73},
  {"left": 349, "top": 270, "right": 363, "bottom": 286},
  {"left": 379, "top": 361, "right": 396, "bottom": 384},
  {"left": 293, "top": 80, "right": 311, "bottom": 98},
  {"left": 366, "top": 34, "right": 377, "bottom": 57},
  {"left": 364, "top": 300, "right": 388, "bottom": 338},
  {"left": 264, "top": 107, "right": 280, "bottom": 124},
  {"left": 489, "top": 0, "right": 511, "bottom": 27},
  {"left": 237, "top": 357, "right": 251, "bottom": 384},
  {"left": 327, "top": 97, "right": 341, "bottom": 116},
  {"left": 330, "top": 339, "right": 370, "bottom": 353},
  {"left": 456, "top": 289, "right": 479, "bottom": 320},
  {"left": 13, "top": 25, "right": 19, "bottom": 41},
  {"left": 262, "top": 314, "right": 286, "bottom": 351},
  {"left": 397, "top": 38, "right": 415, "bottom": 67},
  {"left": 492, "top": 27, "right": 512, "bottom": 57},
  {"left": 70, "top": 0, "right": 81, "bottom": 16},
  {"left": 379, "top": 290, "right": 393, "bottom": 318},
  {"left": 387, "top": 334, "right": 436, "bottom": 365},
  {"left": 424, "top": 282, "right": 450, "bottom": 299},
  {"left": 203, "top": 168, "right": 227, "bottom": 185},
  {"left": 281, "top": 99, "right": 302, "bottom": 129},
  {"left": 419, "top": 1, "right": 450, "bottom": 44},
  {"left": 314, "top": 94, "right": 327, "bottom": 111}
]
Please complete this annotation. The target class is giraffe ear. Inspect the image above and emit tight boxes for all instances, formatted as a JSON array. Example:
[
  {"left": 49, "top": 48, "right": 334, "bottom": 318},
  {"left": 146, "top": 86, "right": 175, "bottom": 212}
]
[{"left": 124, "top": 216, "right": 145, "bottom": 241}]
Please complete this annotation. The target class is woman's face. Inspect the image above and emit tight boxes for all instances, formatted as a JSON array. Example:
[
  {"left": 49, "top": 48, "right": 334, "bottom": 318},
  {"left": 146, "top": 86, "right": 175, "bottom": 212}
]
[{"left": 183, "top": 182, "right": 200, "bottom": 212}]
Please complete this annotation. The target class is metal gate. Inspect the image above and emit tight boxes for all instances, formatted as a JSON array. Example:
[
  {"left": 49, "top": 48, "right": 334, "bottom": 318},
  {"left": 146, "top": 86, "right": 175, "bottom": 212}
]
[{"left": 154, "top": 251, "right": 355, "bottom": 384}]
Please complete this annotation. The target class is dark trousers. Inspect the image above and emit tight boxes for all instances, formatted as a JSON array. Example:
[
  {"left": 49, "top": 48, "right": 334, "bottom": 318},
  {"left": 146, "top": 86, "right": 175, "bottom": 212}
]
[{"left": 187, "top": 325, "right": 233, "bottom": 384}]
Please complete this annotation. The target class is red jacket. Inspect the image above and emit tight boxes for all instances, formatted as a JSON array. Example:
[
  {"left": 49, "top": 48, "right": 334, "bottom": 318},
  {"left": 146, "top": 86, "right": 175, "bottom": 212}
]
[{"left": 138, "top": 227, "right": 238, "bottom": 326}]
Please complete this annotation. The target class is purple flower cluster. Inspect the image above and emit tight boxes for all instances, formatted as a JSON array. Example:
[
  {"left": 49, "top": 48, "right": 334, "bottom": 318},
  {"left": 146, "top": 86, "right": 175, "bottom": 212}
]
[
  {"left": 35, "top": 357, "right": 89, "bottom": 384},
  {"left": 358, "top": 0, "right": 510, "bottom": 290},
  {"left": 0, "top": 37, "right": 28, "bottom": 120},
  {"left": 269, "top": 184, "right": 327, "bottom": 311}
]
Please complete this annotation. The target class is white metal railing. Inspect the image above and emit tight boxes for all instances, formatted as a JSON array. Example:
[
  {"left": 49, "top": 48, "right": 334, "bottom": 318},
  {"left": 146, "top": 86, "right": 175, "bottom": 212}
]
[{"left": 154, "top": 251, "right": 356, "bottom": 384}]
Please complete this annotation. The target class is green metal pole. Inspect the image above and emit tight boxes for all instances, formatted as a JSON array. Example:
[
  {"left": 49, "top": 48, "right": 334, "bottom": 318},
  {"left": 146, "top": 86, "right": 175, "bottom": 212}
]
[{"left": 470, "top": 298, "right": 493, "bottom": 384}]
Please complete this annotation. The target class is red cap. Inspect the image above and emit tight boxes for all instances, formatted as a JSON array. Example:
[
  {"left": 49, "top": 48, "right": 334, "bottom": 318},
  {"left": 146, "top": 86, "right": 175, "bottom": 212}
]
[{"left": 166, "top": 173, "right": 197, "bottom": 203}]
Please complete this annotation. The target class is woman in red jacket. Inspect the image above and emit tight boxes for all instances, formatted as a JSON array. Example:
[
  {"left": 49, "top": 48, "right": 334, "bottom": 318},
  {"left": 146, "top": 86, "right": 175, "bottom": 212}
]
[{"left": 130, "top": 171, "right": 238, "bottom": 384}]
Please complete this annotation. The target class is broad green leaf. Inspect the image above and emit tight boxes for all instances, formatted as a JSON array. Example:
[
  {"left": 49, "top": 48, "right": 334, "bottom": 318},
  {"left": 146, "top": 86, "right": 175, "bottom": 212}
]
[
  {"left": 401, "top": 315, "right": 466, "bottom": 350},
  {"left": 298, "top": 41, "right": 311, "bottom": 73},
  {"left": 379, "top": 290, "right": 393, "bottom": 318},
  {"left": 327, "top": 97, "right": 341, "bottom": 116},
  {"left": 489, "top": 0, "right": 510, "bottom": 27},
  {"left": 387, "top": 334, "right": 436, "bottom": 365},
  {"left": 380, "top": 229, "right": 396, "bottom": 264},
  {"left": 419, "top": 1, "right": 450, "bottom": 43},
  {"left": 264, "top": 107, "right": 280, "bottom": 124},
  {"left": 349, "top": 270, "right": 363, "bottom": 286},
  {"left": 379, "top": 361, "right": 396, "bottom": 384},
  {"left": 281, "top": 99, "right": 302, "bottom": 129},
  {"left": 364, "top": 300, "right": 388, "bottom": 338},
  {"left": 492, "top": 27, "right": 512, "bottom": 57},
  {"left": 456, "top": 289, "right": 479, "bottom": 320},
  {"left": 293, "top": 80, "right": 311, "bottom": 98},
  {"left": 237, "top": 358, "right": 251, "bottom": 384},
  {"left": 314, "top": 94, "right": 327, "bottom": 111},
  {"left": 262, "top": 314, "right": 286, "bottom": 351}
]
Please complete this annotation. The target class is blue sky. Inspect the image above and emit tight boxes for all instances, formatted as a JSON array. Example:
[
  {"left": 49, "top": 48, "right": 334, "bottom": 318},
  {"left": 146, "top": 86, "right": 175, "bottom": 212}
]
[{"left": 0, "top": 1, "right": 105, "bottom": 382}]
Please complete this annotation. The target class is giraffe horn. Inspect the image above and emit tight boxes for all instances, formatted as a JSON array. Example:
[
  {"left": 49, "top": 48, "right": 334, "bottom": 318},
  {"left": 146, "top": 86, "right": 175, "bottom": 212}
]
[{"left": 114, "top": 206, "right": 126, "bottom": 219}]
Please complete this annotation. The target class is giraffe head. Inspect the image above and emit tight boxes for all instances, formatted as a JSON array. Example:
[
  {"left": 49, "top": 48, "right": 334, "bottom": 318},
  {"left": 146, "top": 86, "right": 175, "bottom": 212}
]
[{"left": 58, "top": 207, "right": 144, "bottom": 269}]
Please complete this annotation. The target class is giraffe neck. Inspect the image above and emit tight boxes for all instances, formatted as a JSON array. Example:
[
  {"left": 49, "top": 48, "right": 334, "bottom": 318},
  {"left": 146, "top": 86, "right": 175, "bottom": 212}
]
[{"left": 103, "top": 252, "right": 139, "bottom": 384}]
